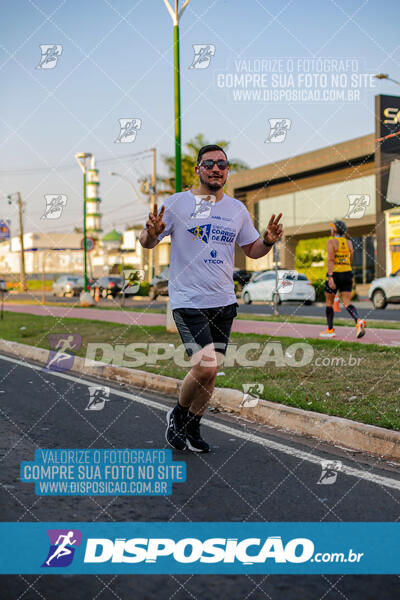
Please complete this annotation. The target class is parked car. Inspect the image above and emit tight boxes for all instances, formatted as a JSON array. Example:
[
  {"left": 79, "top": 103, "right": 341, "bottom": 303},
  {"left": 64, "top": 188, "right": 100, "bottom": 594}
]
[
  {"left": 233, "top": 269, "right": 252, "bottom": 290},
  {"left": 249, "top": 270, "right": 267, "bottom": 282},
  {"left": 0, "top": 279, "right": 7, "bottom": 292},
  {"left": 241, "top": 270, "right": 316, "bottom": 305},
  {"left": 368, "top": 269, "right": 400, "bottom": 308},
  {"left": 52, "top": 275, "right": 84, "bottom": 297},
  {"left": 149, "top": 267, "right": 169, "bottom": 300},
  {"left": 90, "top": 276, "right": 124, "bottom": 299}
]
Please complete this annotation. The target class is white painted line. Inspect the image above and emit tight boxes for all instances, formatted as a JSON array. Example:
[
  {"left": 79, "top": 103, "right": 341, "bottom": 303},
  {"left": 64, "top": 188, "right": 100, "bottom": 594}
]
[{"left": 1, "top": 353, "right": 400, "bottom": 492}]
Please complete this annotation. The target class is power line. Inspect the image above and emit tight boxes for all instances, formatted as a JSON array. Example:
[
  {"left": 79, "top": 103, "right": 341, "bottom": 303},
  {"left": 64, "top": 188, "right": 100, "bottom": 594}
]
[{"left": 0, "top": 150, "right": 154, "bottom": 175}]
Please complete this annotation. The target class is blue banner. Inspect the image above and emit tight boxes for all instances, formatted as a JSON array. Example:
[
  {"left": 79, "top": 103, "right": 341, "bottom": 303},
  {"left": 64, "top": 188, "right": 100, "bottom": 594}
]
[{"left": 0, "top": 522, "right": 399, "bottom": 574}]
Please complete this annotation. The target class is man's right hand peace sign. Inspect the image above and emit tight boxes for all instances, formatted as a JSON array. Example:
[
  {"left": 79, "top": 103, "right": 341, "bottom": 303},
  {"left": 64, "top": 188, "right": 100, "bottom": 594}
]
[{"left": 145, "top": 204, "right": 165, "bottom": 240}]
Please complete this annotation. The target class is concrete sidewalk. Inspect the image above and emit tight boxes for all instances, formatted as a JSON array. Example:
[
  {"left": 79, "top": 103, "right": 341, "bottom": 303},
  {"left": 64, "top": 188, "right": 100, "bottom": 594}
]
[{"left": 4, "top": 303, "right": 400, "bottom": 346}]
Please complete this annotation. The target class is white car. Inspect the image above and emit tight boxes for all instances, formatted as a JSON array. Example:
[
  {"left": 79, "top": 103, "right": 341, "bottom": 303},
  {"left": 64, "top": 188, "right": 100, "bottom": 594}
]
[
  {"left": 241, "top": 269, "right": 316, "bottom": 305},
  {"left": 368, "top": 269, "right": 400, "bottom": 309}
]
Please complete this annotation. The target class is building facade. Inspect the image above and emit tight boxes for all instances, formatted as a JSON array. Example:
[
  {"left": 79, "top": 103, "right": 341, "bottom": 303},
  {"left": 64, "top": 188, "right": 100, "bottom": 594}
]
[{"left": 227, "top": 94, "right": 400, "bottom": 280}]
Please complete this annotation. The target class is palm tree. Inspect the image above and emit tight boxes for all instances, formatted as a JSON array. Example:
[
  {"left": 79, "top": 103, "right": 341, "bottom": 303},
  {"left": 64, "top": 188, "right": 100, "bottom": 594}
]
[{"left": 154, "top": 133, "right": 248, "bottom": 196}]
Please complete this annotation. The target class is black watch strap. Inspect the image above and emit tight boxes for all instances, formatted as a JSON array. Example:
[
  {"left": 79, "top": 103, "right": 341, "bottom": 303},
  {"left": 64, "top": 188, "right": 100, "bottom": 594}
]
[{"left": 263, "top": 238, "right": 275, "bottom": 248}]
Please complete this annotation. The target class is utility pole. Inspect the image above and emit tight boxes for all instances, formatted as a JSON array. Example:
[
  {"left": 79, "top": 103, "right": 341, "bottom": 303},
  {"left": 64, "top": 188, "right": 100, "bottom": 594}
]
[
  {"left": 163, "top": 0, "right": 191, "bottom": 193},
  {"left": 8, "top": 192, "right": 27, "bottom": 292},
  {"left": 148, "top": 147, "right": 158, "bottom": 279},
  {"left": 273, "top": 243, "right": 280, "bottom": 316},
  {"left": 75, "top": 152, "right": 92, "bottom": 292}
]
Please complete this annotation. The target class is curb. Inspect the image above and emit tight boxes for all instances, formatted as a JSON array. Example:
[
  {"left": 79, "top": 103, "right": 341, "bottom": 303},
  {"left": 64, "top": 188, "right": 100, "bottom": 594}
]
[{"left": 1, "top": 339, "right": 400, "bottom": 461}]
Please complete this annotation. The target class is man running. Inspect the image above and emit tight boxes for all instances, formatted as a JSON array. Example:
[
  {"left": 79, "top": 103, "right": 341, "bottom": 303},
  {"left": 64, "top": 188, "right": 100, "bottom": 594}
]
[
  {"left": 320, "top": 220, "right": 366, "bottom": 339},
  {"left": 140, "top": 144, "right": 283, "bottom": 452},
  {"left": 45, "top": 531, "right": 77, "bottom": 566}
]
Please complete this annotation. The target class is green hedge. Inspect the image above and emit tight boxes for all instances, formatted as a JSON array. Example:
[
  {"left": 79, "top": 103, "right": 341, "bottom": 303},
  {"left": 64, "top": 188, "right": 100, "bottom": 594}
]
[
  {"left": 137, "top": 281, "right": 150, "bottom": 296},
  {"left": 312, "top": 280, "right": 326, "bottom": 302}
]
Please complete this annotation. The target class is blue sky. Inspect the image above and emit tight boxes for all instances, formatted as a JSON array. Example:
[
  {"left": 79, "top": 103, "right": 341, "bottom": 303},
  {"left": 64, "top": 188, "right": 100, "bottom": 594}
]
[{"left": 1, "top": 0, "right": 400, "bottom": 235}]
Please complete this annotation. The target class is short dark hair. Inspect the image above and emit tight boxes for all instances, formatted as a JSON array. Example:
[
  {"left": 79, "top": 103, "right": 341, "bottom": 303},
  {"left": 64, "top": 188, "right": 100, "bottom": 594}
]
[{"left": 197, "top": 144, "right": 228, "bottom": 164}]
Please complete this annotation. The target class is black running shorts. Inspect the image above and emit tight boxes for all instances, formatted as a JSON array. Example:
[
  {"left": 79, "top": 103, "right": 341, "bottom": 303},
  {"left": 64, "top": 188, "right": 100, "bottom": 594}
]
[
  {"left": 324, "top": 271, "right": 353, "bottom": 294},
  {"left": 172, "top": 303, "right": 238, "bottom": 357}
]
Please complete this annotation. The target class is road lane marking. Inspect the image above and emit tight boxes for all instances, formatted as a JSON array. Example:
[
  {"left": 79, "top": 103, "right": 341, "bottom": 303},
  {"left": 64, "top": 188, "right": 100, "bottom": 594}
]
[{"left": 1, "top": 353, "right": 400, "bottom": 491}]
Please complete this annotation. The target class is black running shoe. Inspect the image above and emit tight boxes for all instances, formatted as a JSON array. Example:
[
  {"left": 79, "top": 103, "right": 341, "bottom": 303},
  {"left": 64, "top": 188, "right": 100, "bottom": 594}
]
[
  {"left": 186, "top": 414, "right": 210, "bottom": 453},
  {"left": 165, "top": 407, "right": 187, "bottom": 451}
]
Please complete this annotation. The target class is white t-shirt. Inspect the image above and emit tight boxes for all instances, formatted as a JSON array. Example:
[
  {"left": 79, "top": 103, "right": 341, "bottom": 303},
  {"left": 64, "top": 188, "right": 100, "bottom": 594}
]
[{"left": 158, "top": 190, "right": 260, "bottom": 309}]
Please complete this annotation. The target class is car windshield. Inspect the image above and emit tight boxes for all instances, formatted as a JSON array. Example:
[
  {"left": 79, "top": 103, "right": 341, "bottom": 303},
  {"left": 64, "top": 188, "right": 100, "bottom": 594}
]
[
  {"left": 251, "top": 271, "right": 266, "bottom": 282},
  {"left": 280, "top": 272, "right": 308, "bottom": 281}
]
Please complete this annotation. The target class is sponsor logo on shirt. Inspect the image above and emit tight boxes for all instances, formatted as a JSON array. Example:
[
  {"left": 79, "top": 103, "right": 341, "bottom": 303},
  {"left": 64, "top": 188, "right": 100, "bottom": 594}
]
[
  {"left": 187, "top": 224, "right": 211, "bottom": 243},
  {"left": 212, "top": 215, "right": 232, "bottom": 222},
  {"left": 211, "top": 226, "right": 235, "bottom": 244},
  {"left": 187, "top": 224, "right": 236, "bottom": 245},
  {"left": 204, "top": 249, "right": 224, "bottom": 264}
]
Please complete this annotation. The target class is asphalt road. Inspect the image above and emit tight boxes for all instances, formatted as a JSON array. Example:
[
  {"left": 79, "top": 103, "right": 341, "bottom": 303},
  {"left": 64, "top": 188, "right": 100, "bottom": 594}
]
[
  {"left": 7, "top": 292, "right": 400, "bottom": 322},
  {"left": 0, "top": 354, "right": 399, "bottom": 599}
]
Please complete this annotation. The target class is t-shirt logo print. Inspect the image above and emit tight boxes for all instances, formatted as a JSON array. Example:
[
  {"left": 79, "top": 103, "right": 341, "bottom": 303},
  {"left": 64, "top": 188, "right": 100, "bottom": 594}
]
[{"left": 187, "top": 223, "right": 211, "bottom": 243}]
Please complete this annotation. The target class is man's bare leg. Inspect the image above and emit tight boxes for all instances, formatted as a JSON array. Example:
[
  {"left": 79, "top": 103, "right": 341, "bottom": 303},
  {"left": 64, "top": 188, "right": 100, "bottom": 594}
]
[
  {"left": 169, "top": 344, "right": 225, "bottom": 452},
  {"left": 178, "top": 344, "right": 224, "bottom": 416}
]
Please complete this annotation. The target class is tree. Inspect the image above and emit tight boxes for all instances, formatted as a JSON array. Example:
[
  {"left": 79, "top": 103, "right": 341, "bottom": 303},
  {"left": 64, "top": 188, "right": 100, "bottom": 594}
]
[{"left": 153, "top": 133, "right": 248, "bottom": 196}]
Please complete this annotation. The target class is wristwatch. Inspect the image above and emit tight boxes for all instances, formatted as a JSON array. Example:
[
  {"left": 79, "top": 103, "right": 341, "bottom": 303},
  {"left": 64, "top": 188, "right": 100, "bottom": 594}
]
[{"left": 263, "top": 238, "right": 275, "bottom": 248}]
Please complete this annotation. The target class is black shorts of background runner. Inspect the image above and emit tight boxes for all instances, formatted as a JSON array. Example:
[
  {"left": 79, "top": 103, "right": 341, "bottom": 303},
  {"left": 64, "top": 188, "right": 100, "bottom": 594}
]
[
  {"left": 324, "top": 271, "right": 353, "bottom": 294},
  {"left": 172, "top": 303, "right": 238, "bottom": 357}
]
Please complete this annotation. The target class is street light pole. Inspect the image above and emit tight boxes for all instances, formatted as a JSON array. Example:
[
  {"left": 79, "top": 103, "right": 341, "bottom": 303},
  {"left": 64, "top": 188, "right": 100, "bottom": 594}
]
[
  {"left": 75, "top": 152, "right": 92, "bottom": 292},
  {"left": 110, "top": 172, "right": 147, "bottom": 206},
  {"left": 7, "top": 192, "right": 27, "bottom": 292},
  {"left": 110, "top": 168, "right": 154, "bottom": 280},
  {"left": 83, "top": 169, "right": 88, "bottom": 292},
  {"left": 374, "top": 73, "right": 400, "bottom": 86},
  {"left": 163, "top": 0, "right": 190, "bottom": 193}
]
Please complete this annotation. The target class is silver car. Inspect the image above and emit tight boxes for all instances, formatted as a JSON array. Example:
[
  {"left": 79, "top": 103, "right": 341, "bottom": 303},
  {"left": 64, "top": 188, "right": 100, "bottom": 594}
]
[
  {"left": 368, "top": 269, "right": 400, "bottom": 309},
  {"left": 52, "top": 275, "right": 84, "bottom": 297},
  {"left": 0, "top": 279, "right": 7, "bottom": 292},
  {"left": 241, "top": 269, "right": 316, "bottom": 305}
]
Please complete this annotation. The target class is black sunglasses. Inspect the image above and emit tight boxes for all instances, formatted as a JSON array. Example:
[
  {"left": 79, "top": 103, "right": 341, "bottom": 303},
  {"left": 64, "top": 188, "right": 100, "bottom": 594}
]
[{"left": 199, "top": 159, "right": 229, "bottom": 170}]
